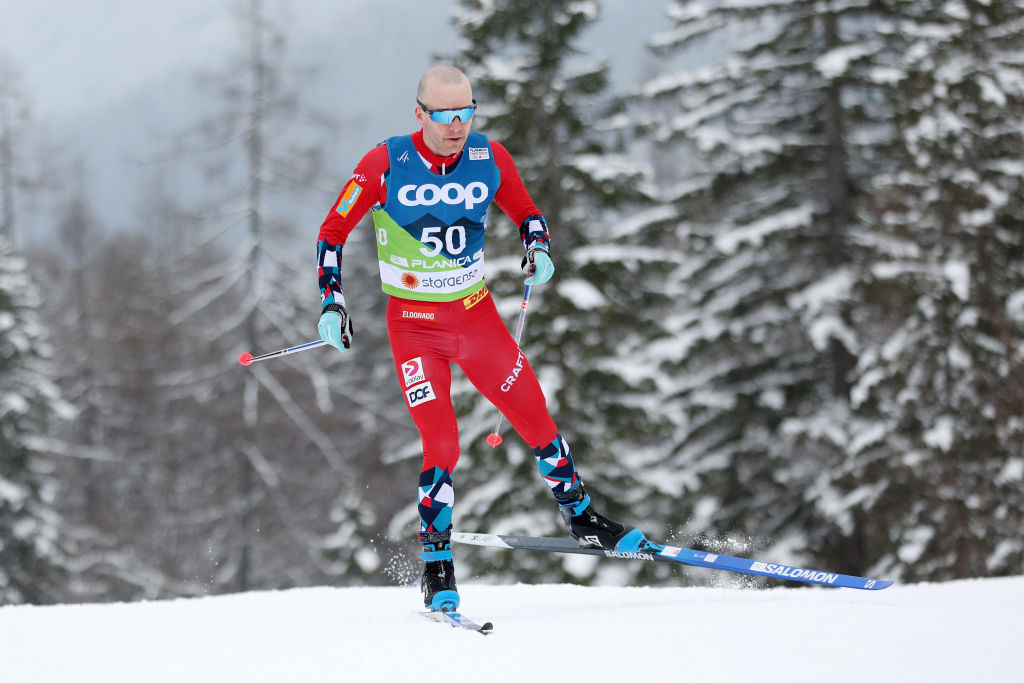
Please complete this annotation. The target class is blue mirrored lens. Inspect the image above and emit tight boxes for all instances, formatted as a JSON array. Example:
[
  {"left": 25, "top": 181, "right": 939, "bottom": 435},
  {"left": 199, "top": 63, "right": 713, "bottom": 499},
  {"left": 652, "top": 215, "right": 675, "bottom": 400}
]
[{"left": 429, "top": 107, "right": 476, "bottom": 124}]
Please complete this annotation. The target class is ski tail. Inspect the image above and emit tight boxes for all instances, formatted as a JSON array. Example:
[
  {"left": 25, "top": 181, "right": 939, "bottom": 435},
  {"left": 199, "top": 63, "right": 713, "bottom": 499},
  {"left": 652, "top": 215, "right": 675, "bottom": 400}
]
[{"left": 422, "top": 609, "right": 493, "bottom": 634}]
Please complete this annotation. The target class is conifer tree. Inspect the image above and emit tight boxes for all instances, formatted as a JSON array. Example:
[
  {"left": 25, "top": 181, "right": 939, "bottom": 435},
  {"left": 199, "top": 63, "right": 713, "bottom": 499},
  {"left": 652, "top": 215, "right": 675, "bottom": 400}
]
[
  {"left": 639, "top": 0, "right": 1024, "bottom": 582},
  {"left": 0, "top": 234, "right": 67, "bottom": 603},
  {"left": 635, "top": 1, "right": 894, "bottom": 572},
  {"left": 844, "top": 0, "right": 1024, "bottom": 580}
]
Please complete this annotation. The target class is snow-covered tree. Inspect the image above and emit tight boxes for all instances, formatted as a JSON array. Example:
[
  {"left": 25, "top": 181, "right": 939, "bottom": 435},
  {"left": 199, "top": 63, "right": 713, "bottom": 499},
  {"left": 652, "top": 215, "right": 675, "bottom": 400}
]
[
  {"left": 0, "top": 234, "right": 67, "bottom": 603},
  {"left": 842, "top": 0, "right": 1024, "bottom": 581},
  {"left": 638, "top": 0, "right": 1024, "bottom": 582},
  {"left": 634, "top": 1, "right": 901, "bottom": 575}
]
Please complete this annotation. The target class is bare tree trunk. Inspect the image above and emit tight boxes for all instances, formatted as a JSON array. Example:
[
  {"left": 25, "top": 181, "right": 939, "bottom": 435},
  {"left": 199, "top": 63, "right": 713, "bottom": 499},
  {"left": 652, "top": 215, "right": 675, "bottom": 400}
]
[{"left": 821, "top": 7, "right": 854, "bottom": 398}]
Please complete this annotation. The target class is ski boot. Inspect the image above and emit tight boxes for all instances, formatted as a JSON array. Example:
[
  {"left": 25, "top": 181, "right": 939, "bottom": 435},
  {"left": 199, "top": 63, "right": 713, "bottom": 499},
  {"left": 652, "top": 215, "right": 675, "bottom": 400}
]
[
  {"left": 419, "top": 530, "right": 459, "bottom": 611},
  {"left": 554, "top": 484, "right": 657, "bottom": 553}
]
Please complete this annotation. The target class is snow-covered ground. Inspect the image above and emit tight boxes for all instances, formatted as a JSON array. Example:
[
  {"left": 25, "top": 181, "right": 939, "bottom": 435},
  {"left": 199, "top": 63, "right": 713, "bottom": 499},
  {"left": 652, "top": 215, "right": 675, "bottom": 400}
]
[{"left": 1, "top": 577, "right": 1020, "bottom": 682}]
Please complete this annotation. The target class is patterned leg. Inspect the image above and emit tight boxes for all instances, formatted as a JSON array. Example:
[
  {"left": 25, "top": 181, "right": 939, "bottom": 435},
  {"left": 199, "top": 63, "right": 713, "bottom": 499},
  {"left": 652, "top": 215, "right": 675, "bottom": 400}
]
[
  {"left": 532, "top": 433, "right": 581, "bottom": 495},
  {"left": 418, "top": 466, "right": 455, "bottom": 534},
  {"left": 418, "top": 468, "right": 458, "bottom": 610},
  {"left": 533, "top": 434, "right": 655, "bottom": 553}
]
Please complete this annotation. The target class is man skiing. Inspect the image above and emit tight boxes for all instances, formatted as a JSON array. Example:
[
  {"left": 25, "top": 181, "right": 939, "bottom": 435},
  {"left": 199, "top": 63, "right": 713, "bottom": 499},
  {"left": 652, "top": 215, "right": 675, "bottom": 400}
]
[{"left": 316, "top": 65, "right": 655, "bottom": 611}]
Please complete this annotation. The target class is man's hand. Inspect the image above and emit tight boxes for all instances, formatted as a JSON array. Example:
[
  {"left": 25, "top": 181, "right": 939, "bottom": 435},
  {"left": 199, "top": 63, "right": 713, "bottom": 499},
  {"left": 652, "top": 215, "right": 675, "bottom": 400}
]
[
  {"left": 318, "top": 303, "right": 354, "bottom": 353},
  {"left": 522, "top": 248, "right": 554, "bottom": 285}
]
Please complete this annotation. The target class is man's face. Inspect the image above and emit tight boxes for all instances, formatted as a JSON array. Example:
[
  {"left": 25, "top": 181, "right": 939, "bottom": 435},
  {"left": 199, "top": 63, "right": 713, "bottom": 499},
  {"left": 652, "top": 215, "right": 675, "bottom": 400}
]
[{"left": 415, "top": 80, "right": 475, "bottom": 157}]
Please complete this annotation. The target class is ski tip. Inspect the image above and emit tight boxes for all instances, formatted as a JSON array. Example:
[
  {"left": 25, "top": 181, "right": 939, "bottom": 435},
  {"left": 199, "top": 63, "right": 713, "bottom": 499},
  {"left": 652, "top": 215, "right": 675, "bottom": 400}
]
[
  {"left": 485, "top": 433, "right": 502, "bottom": 447},
  {"left": 238, "top": 352, "right": 254, "bottom": 366},
  {"left": 481, "top": 621, "right": 494, "bottom": 632}
]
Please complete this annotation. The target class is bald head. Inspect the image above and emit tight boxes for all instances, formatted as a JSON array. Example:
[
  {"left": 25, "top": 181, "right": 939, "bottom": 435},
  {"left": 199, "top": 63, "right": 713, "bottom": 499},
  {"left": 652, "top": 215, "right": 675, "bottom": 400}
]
[
  {"left": 415, "top": 65, "right": 476, "bottom": 156},
  {"left": 417, "top": 65, "right": 471, "bottom": 102}
]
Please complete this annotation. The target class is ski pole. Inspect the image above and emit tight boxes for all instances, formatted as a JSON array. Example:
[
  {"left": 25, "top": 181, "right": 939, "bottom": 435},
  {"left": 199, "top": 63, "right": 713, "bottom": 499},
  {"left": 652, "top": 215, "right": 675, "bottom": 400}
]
[
  {"left": 238, "top": 339, "right": 326, "bottom": 366},
  {"left": 486, "top": 284, "right": 532, "bottom": 447}
]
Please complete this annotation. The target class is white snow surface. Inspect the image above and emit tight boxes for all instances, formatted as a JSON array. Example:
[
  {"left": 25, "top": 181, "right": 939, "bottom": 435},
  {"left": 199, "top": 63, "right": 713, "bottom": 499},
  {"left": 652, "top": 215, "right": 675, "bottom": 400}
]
[{"left": 1, "top": 577, "right": 1021, "bottom": 682}]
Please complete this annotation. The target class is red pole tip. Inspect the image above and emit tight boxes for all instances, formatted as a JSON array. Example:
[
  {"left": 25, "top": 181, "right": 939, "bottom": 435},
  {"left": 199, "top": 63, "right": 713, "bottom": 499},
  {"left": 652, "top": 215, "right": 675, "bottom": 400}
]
[
  {"left": 238, "top": 352, "right": 254, "bottom": 366},
  {"left": 486, "top": 433, "right": 502, "bottom": 447}
]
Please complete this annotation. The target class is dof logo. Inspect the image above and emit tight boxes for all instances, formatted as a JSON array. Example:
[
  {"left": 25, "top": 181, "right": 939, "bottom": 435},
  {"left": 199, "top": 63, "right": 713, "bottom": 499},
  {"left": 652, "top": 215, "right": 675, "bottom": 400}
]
[
  {"left": 397, "top": 181, "right": 489, "bottom": 210},
  {"left": 405, "top": 381, "right": 436, "bottom": 407}
]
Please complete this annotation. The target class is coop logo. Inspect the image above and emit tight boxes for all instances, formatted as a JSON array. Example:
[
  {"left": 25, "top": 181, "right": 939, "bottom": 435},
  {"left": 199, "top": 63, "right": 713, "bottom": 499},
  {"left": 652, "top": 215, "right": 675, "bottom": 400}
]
[
  {"left": 405, "top": 381, "right": 436, "bottom": 407},
  {"left": 397, "top": 181, "right": 489, "bottom": 210},
  {"left": 401, "top": 357, "right": 426, "bottom": 387}
]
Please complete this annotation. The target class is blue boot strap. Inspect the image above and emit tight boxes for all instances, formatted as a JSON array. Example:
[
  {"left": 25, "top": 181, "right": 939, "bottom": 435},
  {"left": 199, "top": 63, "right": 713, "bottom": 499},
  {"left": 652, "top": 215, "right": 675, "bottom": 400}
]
[
  {"left": 428, "top": 589, "right": 460, "bottom": 611},
  {"left": 421, "top": 549, "right": 453, "bottom": 562},
  {"left": 558, "top": 492, "right": 591, "bottom": 517}
]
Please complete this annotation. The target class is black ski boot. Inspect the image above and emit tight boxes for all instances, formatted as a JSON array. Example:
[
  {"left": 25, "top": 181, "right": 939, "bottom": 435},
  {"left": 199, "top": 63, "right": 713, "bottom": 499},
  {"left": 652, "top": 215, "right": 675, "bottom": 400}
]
[
  {"left": 554, "top": 484, "right": 655, "bottom": 553},
  {"left": 419, "top": 530, "right": 459, "bottom": 611}
]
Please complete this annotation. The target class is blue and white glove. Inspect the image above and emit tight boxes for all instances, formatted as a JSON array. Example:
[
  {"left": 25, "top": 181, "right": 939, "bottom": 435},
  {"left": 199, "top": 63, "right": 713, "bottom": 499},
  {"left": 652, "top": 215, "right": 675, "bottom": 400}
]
[
  {"left": 522, "top": 248, "right": 554, "bottom": 285},
  {"left": 318, "top": 303, "right": 353, "bottom": 353}
]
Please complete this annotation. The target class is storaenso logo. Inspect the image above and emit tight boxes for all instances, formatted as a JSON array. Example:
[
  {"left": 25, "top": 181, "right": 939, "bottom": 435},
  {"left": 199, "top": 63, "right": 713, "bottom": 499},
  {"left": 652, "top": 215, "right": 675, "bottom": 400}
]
[{"left": 398, "top": 182, "right": 489, "bottom": 210}]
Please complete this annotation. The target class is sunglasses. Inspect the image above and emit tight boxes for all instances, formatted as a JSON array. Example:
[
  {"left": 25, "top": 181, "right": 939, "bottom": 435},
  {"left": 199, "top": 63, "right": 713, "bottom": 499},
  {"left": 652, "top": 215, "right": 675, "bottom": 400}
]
[{"left": 417, "top": 99, "right": 477, "bottom": 124}]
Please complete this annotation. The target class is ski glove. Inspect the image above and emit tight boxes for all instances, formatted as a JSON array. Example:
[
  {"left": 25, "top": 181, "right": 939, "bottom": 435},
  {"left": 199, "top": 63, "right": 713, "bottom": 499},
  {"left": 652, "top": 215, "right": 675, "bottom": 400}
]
[
  {"left": 318, "top": 303, "right": 353, "bottom": 353},
  {"left": 522, "top": 248, "right": 554, "bottom": 285}
]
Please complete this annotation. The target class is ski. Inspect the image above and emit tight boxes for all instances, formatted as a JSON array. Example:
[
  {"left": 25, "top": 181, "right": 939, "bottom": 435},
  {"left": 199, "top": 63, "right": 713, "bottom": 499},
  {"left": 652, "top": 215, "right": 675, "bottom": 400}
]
[
  {"left": 421, "top": 609, "right": 494, "bottom": 635},
  {"left": 452, "top": 532, "right": 893, "bottom": 591}
]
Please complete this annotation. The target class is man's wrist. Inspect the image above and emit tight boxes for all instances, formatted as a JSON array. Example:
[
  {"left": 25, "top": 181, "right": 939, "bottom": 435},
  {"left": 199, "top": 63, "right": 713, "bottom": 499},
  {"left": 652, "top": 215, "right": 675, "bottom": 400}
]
[{"left": 322, "top": 302, "right": 346, "bottom": 315}]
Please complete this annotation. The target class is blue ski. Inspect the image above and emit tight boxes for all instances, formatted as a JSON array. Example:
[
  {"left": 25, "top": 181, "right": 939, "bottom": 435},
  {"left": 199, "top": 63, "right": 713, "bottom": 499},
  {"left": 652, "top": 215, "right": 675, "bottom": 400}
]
[
  {"left": 452, "top": 532, "right": 893, "bottom": 590},
  {"left": 422, "top": 609, "right": 494, "bottom": 634}
]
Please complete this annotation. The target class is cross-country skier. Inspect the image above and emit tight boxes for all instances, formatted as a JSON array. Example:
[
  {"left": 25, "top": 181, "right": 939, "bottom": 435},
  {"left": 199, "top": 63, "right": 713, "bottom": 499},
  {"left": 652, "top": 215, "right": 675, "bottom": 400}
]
[{"left": 316, "top": 65, "right": 656, "bottom": 611}]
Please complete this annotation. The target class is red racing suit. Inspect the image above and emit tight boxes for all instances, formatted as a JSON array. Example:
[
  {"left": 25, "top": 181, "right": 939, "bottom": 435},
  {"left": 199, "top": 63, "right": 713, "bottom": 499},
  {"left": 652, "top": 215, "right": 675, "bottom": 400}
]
[{"left": 317, "top": 130, "right": 558, "bottom": 496}]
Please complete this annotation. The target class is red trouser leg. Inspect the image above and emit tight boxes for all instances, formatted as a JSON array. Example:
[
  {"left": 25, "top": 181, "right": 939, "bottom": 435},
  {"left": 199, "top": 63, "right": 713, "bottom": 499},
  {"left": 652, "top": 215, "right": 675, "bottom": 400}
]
[
  {"left": 452, "top": 293, "right": 559, "bottom": 448},
  {"left": 387, "top": 291, "right": 560, "bottom": 532},
  {"left": 387, "top": 291, "right": 558, "bottom": 467}
]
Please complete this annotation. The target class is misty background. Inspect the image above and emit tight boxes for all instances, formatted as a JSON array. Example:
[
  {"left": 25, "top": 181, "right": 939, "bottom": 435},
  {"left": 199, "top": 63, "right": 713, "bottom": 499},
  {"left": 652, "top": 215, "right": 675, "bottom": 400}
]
[{"left": 0, "top": 0, "right": 662, "bottom": 237}]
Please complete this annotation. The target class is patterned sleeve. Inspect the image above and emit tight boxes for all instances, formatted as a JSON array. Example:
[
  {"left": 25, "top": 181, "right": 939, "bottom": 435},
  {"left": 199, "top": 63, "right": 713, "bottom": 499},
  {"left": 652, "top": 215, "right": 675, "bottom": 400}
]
[
  {"left": 317, "top": 239, "right": 345, "bottom": 308},
  {"left": 518, "top": 214, "right": 550, "bottom": 252}
]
